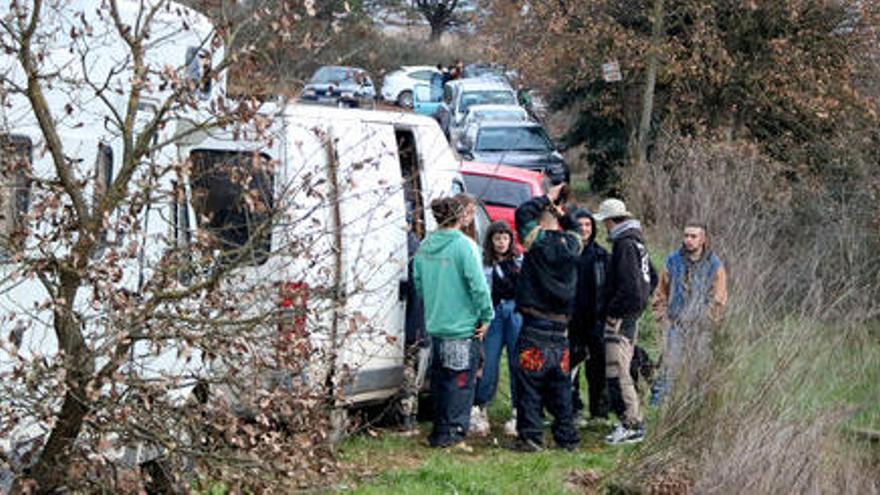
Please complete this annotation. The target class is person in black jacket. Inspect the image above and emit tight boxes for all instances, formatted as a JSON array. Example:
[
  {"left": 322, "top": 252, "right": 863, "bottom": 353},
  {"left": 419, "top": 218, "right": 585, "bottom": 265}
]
[
  {"left": 593, "top": 198, "right": 655, "bottom": 445},
  {"left": 511, "top": 183, "right": 582, "bottom": 452},
  {"left": 568, "top": 207, "right": 610, "bottom": 422}
]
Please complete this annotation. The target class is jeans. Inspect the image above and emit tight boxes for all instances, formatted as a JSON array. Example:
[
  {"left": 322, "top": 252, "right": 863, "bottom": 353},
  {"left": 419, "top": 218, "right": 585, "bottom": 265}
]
[
  {"left": 513, "top": 316, "right": 579, "bottom": 448},
  {"left": 428, "top": 337, "right": 480, "bottom": 447},
  {"left": 475, "top": 299, "right": 522, "bottom": 407}
]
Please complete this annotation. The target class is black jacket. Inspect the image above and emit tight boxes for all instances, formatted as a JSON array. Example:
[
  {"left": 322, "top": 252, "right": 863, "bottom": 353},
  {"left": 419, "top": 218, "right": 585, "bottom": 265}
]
[
  {"left": 569, "top": 209, "right": 609, "bottom": 347},
  {"left": 605, "top": 221, "right": 657, "bottom": 320},
  {"left": 514, "top": 196, "right": 583, "bottom": 316}
]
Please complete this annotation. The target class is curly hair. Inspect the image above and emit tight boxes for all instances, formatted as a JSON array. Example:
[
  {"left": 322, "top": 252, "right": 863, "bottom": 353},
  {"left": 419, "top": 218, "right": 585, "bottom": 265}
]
[
  {"left": 482, "top": 220, "right": 519, "bottom": 265},
  {"left": 430, "top": 197, "right": 463, "bottom": 228}
]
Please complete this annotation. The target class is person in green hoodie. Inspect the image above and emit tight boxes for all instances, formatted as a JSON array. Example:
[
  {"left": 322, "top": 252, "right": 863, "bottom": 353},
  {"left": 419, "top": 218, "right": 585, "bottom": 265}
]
[{"left": 413, "top": 196, "right": 494, "bottom": 450}]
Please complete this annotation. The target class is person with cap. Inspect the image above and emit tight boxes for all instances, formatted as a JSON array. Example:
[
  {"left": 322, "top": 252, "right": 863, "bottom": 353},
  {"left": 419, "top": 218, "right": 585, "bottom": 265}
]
[
  {"left": 510, "top": 183, "right": 582, "bottom": 452},
  {"left": 650, "top": 222, "right": 728, "bottom": 406},
  {"left": 568, "top": 207, "right": 610, "bottom": 424},
  {"left": 593, "top": 198, "right": 656, "bottom": 445}
]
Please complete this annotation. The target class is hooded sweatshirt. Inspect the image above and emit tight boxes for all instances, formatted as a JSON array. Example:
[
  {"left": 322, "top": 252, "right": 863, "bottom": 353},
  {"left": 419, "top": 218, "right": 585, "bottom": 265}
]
[
  {"left": 413, "top": 229, "right": 494, "bottom": 339},
  {"left": 514, "top": 195, "right": 583, "bottom": 317},
  {"left": 605, "top": 219, "right": 657, "bottom": 320},
  {"left": 569, "top": 208, "right": 609, "bottom": 346}
]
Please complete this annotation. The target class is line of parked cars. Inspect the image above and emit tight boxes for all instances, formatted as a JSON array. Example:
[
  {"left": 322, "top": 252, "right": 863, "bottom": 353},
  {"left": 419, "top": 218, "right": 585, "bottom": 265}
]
[{"left": 298, "top": 62, "right": 565, "bottom": 236}]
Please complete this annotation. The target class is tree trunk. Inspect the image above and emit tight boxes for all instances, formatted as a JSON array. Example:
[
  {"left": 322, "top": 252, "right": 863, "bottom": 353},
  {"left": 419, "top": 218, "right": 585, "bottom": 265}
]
[
  {"left": 636, "top": 0, "right": 664, "bottom": 168},
  {"left": 22, "top": 280, "right": 92, "bottom": 494},
  {"left": 429, "top": 22, "right": 444, "bottom": 42}
]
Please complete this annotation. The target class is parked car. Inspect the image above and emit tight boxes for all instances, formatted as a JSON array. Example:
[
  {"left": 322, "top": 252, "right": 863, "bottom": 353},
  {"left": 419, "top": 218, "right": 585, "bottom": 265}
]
[
  {"left": 434, "top": 78, "right": 519, "bottom": 140},
  {"left": 300, "top": 66, "right": 376, "bottom": 108},
  {"left": 451, "top": 103, "right": 530, "bottom": 145},
  {"left": 380, "top": 66, "right": 442, "bottom": 108},
  {"left": 457, "top": 121, "right": 570, "bottom": 183},
  {"left": 463, "top": 63, "right": 517, "bottom": 84},
  {"left": 460, "top": 161, "right": 549, "bottom": 248}
]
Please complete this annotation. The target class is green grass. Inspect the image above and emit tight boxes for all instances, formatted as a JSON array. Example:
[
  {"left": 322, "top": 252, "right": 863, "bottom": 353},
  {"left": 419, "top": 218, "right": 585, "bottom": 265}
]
[{"left": 333, "top": 345, "right": 651, "bottom": 495}]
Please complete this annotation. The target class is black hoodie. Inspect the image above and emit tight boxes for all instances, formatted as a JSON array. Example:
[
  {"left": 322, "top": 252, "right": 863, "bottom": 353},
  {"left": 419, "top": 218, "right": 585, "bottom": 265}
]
[
  {"left": 569, "top": 208, "right": 609, "bottom": 347},
  {"left": 514, "top": 195, "right": 583, "bottom": 317},
  {"left": 605, "top": 220, "right": 657, "bottom": 320}
]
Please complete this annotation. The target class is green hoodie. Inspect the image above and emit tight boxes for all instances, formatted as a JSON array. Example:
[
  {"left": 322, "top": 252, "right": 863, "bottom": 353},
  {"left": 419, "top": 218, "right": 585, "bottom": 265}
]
[{"left": 413, "top": 229, "right": 494, "bottom": 340}]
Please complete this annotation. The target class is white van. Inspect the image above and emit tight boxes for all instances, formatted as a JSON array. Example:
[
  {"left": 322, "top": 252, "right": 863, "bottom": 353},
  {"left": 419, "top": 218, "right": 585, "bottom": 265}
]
[{"left": 174, "top": 104, "right": 478, "bottom": 410}]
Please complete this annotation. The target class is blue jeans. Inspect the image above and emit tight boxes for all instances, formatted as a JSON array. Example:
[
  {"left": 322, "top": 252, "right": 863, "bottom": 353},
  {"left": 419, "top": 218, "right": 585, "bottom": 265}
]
[
  {"left": 428, "top": 337, "right": 480, "bottom": 447},
  {"left": 475, "top": 299, "right": 522, "bottom": 407},
  {"left": 513, "top": 316, "right": 579, "bottom": 448}
]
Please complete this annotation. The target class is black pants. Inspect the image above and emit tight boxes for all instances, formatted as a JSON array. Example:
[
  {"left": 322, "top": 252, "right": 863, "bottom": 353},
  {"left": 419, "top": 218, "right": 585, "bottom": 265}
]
[
  {"left": 513, "top": 316, "right": 579, "bottom": 448},
  {"left": 573, "top": 323, "right": 609, "bottom": 419}
]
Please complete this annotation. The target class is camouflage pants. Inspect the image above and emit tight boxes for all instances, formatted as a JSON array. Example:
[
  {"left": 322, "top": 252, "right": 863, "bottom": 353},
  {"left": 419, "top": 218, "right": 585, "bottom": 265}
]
[{"left": 605, "top": 317, "right": 642, "bottom": 427}]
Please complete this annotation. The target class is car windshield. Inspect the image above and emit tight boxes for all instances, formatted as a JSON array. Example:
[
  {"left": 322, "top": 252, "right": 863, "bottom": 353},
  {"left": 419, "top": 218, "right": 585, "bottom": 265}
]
[
  {"left": 460, "top": 91, "right": 516, "bottom": 112},
  {"left": 475, "top": 127, "right": 553, "bottom": 153},
  {"left": 463, "top": 174, "right": 533, "bottom": 209},
  {"left": 472, "top": 109, "right": 525, "bottom": 122},
  {"left": 310, "top": 67, "right": 358, "bottom": 84}
]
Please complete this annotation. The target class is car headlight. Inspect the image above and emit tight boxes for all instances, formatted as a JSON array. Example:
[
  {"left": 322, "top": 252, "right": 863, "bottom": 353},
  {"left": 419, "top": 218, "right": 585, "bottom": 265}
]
[
  {"left": 341, "top": 91, "right": 355, "bottom": 99},
  {"left": 302, "top": 89, "right": 316, "bottom": 97}
]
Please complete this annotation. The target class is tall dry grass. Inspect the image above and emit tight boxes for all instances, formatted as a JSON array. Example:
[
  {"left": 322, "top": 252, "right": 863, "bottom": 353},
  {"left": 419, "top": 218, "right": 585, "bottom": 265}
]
[{"left": 615, "top": 135, "right": 880, "bottom": 494}]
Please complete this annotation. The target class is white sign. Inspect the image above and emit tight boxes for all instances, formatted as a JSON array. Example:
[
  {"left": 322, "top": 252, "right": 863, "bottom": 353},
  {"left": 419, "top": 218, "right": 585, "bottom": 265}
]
[{"left": 602, "top": 61, "right": 622, "bottom": 82}]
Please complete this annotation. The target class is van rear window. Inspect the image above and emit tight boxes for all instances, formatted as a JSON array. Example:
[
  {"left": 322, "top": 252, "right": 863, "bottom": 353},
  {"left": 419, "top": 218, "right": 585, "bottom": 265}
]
[
  {"left": 0, "top": 134, "right": 31, "bottom": 259},
  {"left": 190, "top": 150, "right": 273, "bottom": 266}
]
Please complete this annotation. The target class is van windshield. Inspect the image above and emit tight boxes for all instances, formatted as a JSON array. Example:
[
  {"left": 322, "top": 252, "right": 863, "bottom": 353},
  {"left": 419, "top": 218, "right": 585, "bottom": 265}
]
[
  {"left": 190, "top": 150, "right": 273, "bottom": 266},
  {"left": 0, "top": 135, "right": 31, "bottom": 259}
]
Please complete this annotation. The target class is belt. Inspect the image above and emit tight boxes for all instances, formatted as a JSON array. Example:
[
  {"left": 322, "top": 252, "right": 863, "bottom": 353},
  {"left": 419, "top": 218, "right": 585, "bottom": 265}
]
[{"left": 521, "top": 306, "right": 568, "bottom": 323}]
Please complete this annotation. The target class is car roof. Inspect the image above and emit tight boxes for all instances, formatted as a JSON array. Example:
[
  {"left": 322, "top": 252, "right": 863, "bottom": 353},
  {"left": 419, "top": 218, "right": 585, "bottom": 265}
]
[
  {"left": 401, "top": 65, "right": 441, "bottom": 73},
  {"left": 460, "top": 161, "right": 546, "bottom": 183},
  {"left": 317, "top": 65, "right": 368, "bottom": 73},
  {"left": 449, "top": 78, "right": 514, "bottom": 91},
  {"left": 475, "top": 121, "right": 543, "bottom": 129},
  {"left": 465, "top": 104, "right": 527, "bottom": 114}
]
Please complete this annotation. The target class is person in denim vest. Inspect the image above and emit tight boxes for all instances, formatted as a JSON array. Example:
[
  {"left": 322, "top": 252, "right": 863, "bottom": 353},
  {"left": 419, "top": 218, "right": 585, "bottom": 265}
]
[
  {"left": 413, "top": 197, "right": 494, "bottom": 451},
  {"left": 651, "top": 223, "right": 728, "bottom": 406},
  {"left": 470, "top": 221, "right": 523, "bottom": 437},
  {"left": 510, "top": 184, "right": 582, "bottom": 452}
]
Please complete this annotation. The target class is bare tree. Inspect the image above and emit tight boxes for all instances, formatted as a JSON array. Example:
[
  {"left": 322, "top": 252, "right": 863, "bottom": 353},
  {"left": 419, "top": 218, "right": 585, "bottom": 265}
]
[
  {"left": 414, "top": 0, "right": 462, "bottom": 41},
  {"left": 0, "top": 0, "right": 369, "bottom": 492}
]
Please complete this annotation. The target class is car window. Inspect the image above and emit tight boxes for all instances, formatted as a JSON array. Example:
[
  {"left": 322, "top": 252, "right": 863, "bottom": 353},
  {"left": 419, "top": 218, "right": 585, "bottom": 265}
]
[
  {"left": 0, "top": 134, "right": 31, "bottom": 259},
  {"left": 460, "top": 91, "right": 517, "bottom": 113},
  {"left": 311, "top": 67, "right": 355, "bottom": 84},
  {"left": 463, "top": 174, "right": 533, "bottom": 209},
  {"left": 474, "top": 109, "right": 527, "bottom": 122},
  {"left": 410, "top": 70, "right": 435, "bottom": 81},
  {"left": 475, "top": 127, "right": 554, "bottom": 153}
]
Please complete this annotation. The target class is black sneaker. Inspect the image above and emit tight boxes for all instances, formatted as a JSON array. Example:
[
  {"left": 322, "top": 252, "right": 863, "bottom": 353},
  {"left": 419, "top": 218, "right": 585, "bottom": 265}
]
[{"left": 509, "top": 438, "right": 543, "bottom": 453}]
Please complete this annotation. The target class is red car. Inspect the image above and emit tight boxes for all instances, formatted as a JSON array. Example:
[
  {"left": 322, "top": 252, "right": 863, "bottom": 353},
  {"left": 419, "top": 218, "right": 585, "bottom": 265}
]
[{"left": 459, "top": 161, "right": 549, "bottom": 248}]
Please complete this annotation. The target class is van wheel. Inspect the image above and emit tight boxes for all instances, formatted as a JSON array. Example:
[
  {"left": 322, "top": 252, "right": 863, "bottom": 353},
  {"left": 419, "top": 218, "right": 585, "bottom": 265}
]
[{"left": 397, "top": 91, "right": 413, "bottom": 108}]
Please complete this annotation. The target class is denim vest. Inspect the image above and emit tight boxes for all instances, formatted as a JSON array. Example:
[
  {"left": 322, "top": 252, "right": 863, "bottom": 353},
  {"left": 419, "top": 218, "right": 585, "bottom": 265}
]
[{"left": 666, "top": 249, "right": 721, "bottom": 323}]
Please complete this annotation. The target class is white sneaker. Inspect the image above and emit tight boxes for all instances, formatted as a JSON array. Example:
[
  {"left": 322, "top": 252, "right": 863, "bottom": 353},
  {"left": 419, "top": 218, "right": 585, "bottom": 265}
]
[
  {"left": 470, "top": 406, "right": 490, "bottom": 436},
  {"left": 605, "top": 423, "right": 627, "bottom": 443},
  {"left": 605, "top": 423, "right": 645, "bottom": 445},
  {"left": 503, "top": 411, "right": 517, "bottom": 437}
]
